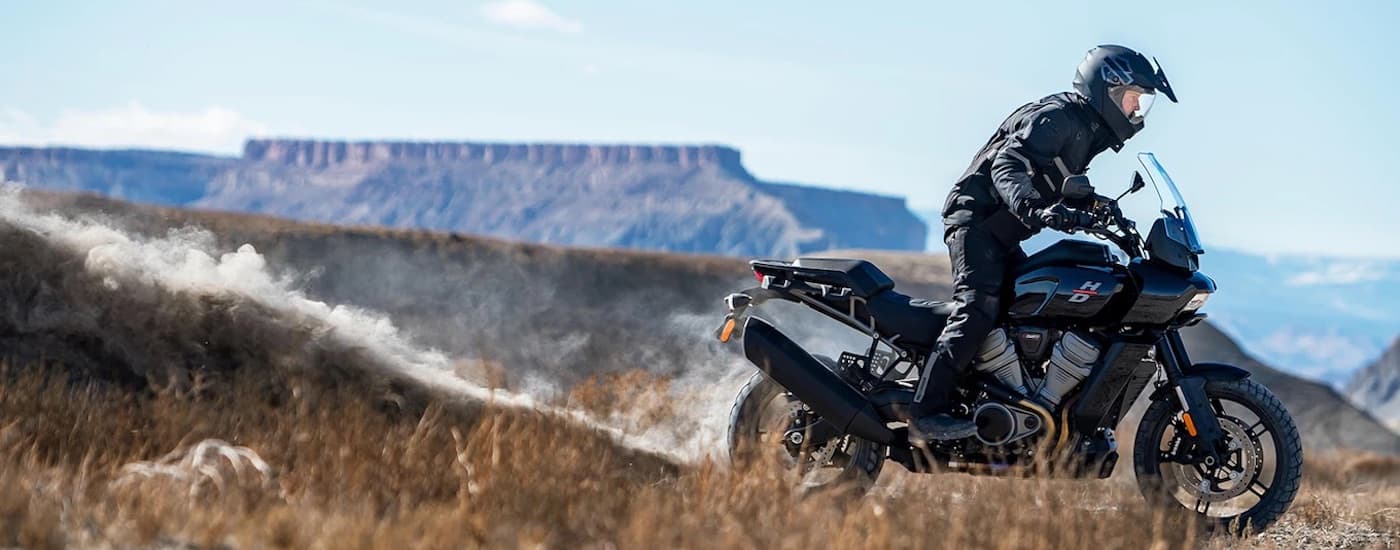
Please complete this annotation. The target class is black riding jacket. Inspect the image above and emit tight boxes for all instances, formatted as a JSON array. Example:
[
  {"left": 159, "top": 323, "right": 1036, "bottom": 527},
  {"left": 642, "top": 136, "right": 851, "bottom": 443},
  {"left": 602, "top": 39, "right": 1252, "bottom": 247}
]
[{"left": 941, "top": 92, "right": 1120, "bottom": 244}]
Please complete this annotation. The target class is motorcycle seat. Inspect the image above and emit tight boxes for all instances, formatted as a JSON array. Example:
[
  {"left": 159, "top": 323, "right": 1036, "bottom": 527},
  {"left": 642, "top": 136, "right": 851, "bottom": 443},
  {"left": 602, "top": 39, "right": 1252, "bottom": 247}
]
[{"left": 860, "top": 290, "right": 952, "bottom": 348}]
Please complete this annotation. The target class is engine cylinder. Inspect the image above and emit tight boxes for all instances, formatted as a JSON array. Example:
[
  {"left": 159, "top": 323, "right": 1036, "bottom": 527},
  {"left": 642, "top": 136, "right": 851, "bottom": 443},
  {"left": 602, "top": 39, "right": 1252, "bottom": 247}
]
[
  {"left": 1036, "top": 331, "right": 1100, "bottom": 407},
  {"left": 970, "top": 329, "right": 1027, "bottom": 395}
]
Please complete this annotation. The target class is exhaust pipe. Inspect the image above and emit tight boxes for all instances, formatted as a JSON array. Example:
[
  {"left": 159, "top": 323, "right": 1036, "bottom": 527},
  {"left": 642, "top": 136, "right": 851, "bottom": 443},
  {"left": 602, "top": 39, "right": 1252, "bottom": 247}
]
[{"left": 742, "top": 318, "right": 895, "bottom": 444}]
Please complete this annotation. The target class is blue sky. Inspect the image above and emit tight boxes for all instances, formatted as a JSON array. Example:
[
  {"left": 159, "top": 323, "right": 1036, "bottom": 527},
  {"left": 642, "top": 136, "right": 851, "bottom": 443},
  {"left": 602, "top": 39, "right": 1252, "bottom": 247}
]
[{"left": 2, "top": 0, "right": 1398, "bottom": 257}]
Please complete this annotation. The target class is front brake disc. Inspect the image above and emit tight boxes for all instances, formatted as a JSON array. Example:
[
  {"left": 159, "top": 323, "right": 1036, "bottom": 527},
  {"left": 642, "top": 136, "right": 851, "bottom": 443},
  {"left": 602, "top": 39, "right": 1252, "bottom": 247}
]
[{"left": 1170, "top": 415, "right": 1261, "bottom": 503}]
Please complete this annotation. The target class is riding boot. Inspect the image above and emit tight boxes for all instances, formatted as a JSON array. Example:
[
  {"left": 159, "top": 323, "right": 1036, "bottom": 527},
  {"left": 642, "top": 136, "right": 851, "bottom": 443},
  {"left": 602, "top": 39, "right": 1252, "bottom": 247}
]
[{"left": 908, "top": 356, "right": 976, "bottom": 442}]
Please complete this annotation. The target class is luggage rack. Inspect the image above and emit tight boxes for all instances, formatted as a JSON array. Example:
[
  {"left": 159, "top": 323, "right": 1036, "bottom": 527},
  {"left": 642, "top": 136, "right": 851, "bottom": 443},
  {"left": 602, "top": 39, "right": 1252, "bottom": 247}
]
[
  {"left": 748, "top": 257, "right": 921, "bottom": 384},
  {"left": 750, "top": 257, "right": 896, "bottom": 299}
]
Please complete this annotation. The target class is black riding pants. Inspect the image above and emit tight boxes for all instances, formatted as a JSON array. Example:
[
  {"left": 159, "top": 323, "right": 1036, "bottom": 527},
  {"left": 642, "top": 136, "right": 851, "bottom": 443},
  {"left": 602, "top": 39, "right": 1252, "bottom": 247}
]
[{"left": 913, "top": 224, "right": 1026, "bottom": 407}]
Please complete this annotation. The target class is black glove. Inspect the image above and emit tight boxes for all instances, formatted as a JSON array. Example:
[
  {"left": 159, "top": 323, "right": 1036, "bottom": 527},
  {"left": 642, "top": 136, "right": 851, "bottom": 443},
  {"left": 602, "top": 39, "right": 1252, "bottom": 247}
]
[
  {"left": 1038, "top": 204, "right": 1096, "bottom": 232},
  {"left": 1102, "top": 200, "right": 1130, "bottom": 229}
]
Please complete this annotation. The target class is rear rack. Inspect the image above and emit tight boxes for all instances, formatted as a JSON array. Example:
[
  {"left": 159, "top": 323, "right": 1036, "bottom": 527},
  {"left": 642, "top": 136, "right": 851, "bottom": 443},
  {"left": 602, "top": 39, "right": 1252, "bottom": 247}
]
[{"left": 750, "top": 258, "right": 895, "bottom": 298}]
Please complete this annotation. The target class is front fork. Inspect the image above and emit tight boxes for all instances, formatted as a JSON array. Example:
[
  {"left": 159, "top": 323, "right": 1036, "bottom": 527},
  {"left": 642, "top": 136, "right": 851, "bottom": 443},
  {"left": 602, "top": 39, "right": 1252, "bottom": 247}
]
[{"left": 1155, "top": 330, "right": 1227, "bottom": 465}]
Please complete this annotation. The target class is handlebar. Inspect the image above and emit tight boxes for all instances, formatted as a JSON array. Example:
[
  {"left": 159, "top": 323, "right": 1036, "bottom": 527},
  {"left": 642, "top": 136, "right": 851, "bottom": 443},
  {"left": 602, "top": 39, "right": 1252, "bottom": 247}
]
[{"left": 1068, "top": 194, "right": 1144, "bottom": 259}]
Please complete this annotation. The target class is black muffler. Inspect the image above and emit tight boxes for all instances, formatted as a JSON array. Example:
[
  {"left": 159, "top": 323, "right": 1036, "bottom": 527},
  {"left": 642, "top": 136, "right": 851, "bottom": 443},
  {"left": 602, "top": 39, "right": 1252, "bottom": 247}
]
[{"left": 741, "top": 318, "right": 895, "bottom": 444}]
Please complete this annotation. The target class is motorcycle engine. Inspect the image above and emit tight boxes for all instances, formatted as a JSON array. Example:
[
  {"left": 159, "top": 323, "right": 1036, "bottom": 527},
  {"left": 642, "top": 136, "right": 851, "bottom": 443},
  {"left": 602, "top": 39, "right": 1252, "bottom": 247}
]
[
  {"left": 971, "top": 327, "right": 1103, "bottom": 406},
  {"left": 967, "top": 328, "right": 1102, "bottom": 447}
]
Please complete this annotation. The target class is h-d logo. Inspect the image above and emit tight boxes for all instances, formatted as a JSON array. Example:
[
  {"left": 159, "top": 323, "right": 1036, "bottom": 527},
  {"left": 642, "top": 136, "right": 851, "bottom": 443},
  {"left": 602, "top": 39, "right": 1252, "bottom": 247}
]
[{"left": 1068, "top": 281, "right": 1102, "bottom": 303}]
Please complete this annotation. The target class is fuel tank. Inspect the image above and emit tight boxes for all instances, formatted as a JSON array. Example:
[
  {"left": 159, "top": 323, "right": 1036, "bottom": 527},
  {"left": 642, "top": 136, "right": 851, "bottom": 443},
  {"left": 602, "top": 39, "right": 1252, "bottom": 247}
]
[
  {"left": 1008, "top": 241, "right": 1216, "bottom": 326},
  {"left": 1008, "top": 240, "right": 1124, "bottom": 322},
  {"left": 1009, "top": 266, "right": 1125, "bottom": 321}
]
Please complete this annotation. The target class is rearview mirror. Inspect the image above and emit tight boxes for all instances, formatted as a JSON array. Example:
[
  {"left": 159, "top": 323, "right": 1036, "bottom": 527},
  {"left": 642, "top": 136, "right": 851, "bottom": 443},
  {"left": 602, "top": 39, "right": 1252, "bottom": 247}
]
[
  {"left": 1116, "top": 172, "right": 1147, "bottom": 201},
  {"left": 1061, "top": 175, "right": 1094, "bottom": 199}
]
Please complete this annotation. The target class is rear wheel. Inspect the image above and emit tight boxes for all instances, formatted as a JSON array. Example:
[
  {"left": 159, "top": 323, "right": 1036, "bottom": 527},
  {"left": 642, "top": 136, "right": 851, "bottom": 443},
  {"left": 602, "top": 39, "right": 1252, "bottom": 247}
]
[
  {"left": 727, "top": 367, "right": 885, "bottom": 493},
  {"left": 1133, "top": 377, "right": 1303, "bottom": 534}
]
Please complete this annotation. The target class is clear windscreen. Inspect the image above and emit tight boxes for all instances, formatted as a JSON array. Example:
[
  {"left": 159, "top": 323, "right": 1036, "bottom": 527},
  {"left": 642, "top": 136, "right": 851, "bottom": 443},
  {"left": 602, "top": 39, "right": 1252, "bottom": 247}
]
[{"left": 1137, "top": 152, "right": 1205, "bottom": 254}]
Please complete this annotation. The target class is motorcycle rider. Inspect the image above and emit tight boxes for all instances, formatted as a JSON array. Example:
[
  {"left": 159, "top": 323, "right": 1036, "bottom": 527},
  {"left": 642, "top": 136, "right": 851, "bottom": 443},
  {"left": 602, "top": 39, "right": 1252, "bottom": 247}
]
[{"left": 909, "top": 45, "right": 1178, "bottom": 441}]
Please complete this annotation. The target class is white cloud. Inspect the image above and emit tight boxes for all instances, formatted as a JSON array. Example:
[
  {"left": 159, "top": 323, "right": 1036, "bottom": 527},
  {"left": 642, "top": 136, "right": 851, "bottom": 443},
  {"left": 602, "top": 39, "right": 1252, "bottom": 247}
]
[
  {"left": 479, "top": 0, "right": 582, "bottom": 33},
  {"left": 0, "top": 102, "right": 267, "bottom": 154},
  {"left": 1285, "top": 261, "right": 1387, "bottom": 286}
]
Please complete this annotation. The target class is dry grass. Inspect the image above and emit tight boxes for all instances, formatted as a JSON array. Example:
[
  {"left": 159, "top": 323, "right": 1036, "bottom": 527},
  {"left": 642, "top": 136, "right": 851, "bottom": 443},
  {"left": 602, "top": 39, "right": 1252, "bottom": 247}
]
[
  {"left": 0, "top": 363, "right": 1393, "bottom": 548},
  {"left": 1261, "top": 452, "right": 1400, "bottom": 548},
  {"left": 0, "top": 363, "right": 673, "bottom": 548},
  {"left": 568, "top": 370, "right": 679, "bottom": 432}
]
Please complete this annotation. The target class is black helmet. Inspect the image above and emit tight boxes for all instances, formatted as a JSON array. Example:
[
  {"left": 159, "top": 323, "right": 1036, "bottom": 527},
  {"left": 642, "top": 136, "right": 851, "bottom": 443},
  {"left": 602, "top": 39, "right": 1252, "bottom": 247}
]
[{"left": 1072, "top": 45, "right": 1178, "bottom": 146}]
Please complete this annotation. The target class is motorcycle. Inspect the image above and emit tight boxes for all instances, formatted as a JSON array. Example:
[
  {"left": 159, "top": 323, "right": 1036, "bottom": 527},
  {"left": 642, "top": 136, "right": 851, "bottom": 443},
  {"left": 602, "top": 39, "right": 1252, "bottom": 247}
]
[{"left": 716, "top": 153, "right": 1302, "bottom": 533}]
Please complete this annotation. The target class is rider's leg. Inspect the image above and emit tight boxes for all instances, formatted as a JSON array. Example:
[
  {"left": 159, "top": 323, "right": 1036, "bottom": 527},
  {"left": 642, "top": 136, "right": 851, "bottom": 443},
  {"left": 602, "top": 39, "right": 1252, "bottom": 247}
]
[{"left": 910, "top": 225, "right": 1017, "bottom": 441}]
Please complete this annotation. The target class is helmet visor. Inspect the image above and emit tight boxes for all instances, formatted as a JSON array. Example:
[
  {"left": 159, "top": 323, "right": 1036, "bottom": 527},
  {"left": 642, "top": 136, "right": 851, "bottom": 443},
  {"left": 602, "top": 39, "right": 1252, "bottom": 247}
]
[
  {"left": 1111, "top": 85, "right": 1156, "bottom": 124},
  {"left": 1134, "top": 89, "right": 1157, "bottom": 123}
]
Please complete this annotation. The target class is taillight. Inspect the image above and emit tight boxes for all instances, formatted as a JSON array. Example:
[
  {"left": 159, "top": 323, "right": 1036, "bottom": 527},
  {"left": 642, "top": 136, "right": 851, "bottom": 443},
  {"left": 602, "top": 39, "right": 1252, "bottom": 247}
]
[{"left": 754, "top": 269, "right": 764, "bottom": 282}]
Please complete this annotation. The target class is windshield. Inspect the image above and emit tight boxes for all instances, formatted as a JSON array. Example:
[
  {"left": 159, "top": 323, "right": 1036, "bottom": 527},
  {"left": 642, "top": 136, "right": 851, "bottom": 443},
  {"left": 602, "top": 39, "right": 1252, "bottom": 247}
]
[{"left": 1137, "top": 152, "right": 1205, "bottom": 254}]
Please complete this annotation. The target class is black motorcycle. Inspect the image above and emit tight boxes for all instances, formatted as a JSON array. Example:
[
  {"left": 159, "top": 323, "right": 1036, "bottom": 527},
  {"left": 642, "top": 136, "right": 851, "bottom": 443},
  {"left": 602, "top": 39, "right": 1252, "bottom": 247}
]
[{"left": 716, "top": 153, "right": 1302, "bottom": 533}]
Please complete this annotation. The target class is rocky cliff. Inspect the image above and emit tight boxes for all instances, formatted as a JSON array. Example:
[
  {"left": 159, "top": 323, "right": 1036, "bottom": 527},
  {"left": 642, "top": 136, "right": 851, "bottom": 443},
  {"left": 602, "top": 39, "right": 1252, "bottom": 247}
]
[
  {"left": 1347, "top": 338, "right": 1400, "bottom": 431},
  {"left": 242, "top": 140, "right": 750, "bottom": 173},
  {"left": 0, "top": 140, "right": 926, "bottom": 257},
  {"left": 0, "top": 147, "right": 235, "bottom": 205}
]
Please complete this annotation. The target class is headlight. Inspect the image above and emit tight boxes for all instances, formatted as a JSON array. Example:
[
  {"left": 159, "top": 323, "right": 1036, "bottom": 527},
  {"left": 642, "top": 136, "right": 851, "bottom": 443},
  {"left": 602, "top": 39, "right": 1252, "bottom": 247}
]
[{"left": 1183, "top": 292, "right": 1210, "bottom": 312}]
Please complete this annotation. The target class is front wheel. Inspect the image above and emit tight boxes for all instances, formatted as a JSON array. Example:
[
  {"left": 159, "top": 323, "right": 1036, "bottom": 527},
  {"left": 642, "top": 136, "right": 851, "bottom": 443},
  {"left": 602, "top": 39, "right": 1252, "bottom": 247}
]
[
  {"left": 1133, "top": 377, "right": 1303, "bottom": 534},
  {"left": 727, "top": 369, "right": 885, "bottom": 494}
]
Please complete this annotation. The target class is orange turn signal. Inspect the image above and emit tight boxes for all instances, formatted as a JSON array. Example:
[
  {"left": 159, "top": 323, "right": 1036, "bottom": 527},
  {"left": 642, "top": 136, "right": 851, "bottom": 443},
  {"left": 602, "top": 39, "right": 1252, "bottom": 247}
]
[
  {"left": 719, "top": 318, "right": 737, "bottom": 343},
  {"left": 1182, "top": 412, "right": 1198, "bottom": 437}
]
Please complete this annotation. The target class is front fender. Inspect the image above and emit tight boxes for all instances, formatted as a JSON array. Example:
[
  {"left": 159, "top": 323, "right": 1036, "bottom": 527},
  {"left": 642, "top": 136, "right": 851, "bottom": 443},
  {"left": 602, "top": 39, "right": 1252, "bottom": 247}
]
[
  {"left": 1182, "top": 362, "right": 1250, "bottom": 381},
  {"left": 1146, "top": 342, "right": 1249, "bottom": 462},
  {"left": 1150, "top": 362, "right": 1250, "bottom": 401}
]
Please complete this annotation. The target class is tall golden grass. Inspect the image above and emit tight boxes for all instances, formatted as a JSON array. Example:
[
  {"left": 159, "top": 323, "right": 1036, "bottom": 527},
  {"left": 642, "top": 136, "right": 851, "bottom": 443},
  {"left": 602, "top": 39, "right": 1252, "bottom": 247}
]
[{"left": 0, "top": 363, "right": 1394, "bottom": 549}]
